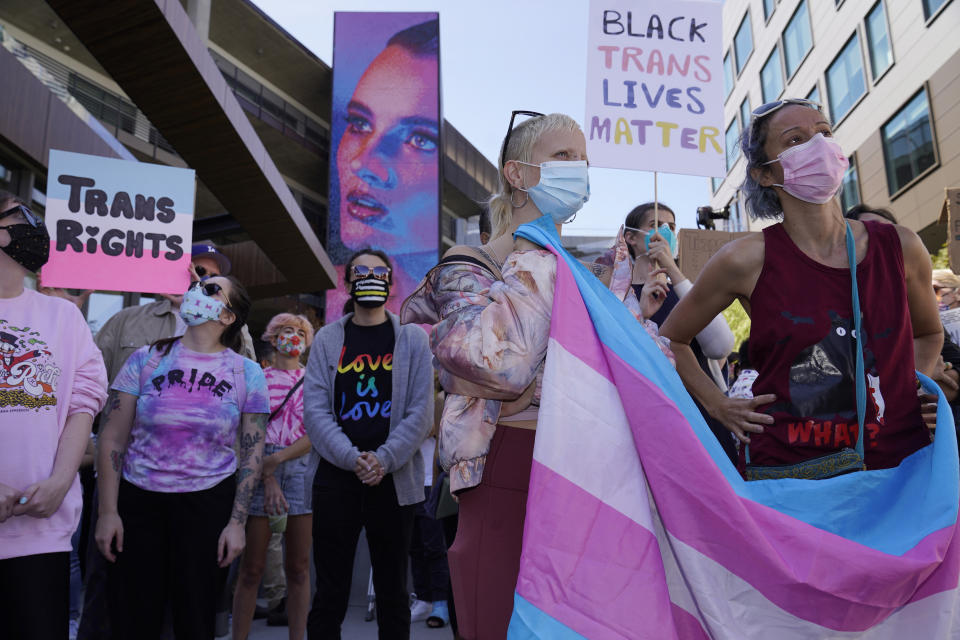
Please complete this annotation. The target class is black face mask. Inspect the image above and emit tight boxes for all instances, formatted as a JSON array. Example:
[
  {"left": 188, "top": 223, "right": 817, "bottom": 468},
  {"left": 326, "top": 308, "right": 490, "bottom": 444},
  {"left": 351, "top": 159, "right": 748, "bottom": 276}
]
[
  {"left": 1, "top": 223, "right": 50, "bottom": 272},
  {"left": 350, "top": 276, "right": 390, "bottom": 308}
]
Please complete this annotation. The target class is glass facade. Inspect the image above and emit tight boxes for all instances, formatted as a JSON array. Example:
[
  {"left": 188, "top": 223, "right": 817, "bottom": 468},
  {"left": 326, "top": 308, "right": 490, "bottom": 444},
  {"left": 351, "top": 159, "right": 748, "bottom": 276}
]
[
  {"left": 763, "top": 0, "right": 776, "bottom": 21},
  {"left": 724, "top": 52, "right": 735, "bottom": 99},
  {"left": 725, "top": 119, "right": 740, "bottom": 171},
  {"left": 826, "top": 33, "right": 867, "bottom": 122},
  {"left": 740, "top": 96, "right": 751, "bottom": 132},
  {"left": 840, "top": 155, "right": 861, "bottom": 213},
  {"left": 882, "top": 89, "right": 937, "bottom": 194},
  {"left": 783, "top": 1, "right": 813, "bottom": 78},
  {"left": 807, "top": 84, "right": 821, "bottom": 106},
  {"left": 865, "top": 1, "right": 893, "bottom": 81},
  {"left": 761, "top": 47, "right": 783, "bottom": 103},
  {"left": 735, "top": 12, "right": 754, "bottom": 74},
  {"left": 923, "top": 0, "right": 949, "bottom": 20}
]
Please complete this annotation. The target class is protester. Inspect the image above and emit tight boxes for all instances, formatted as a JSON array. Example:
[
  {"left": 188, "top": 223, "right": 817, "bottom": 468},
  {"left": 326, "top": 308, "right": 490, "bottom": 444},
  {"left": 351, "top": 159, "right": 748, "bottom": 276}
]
[
  {"left": 600, "top": 201, "right": 736, "bottom": 460},
  {"left": 408, "top": 431, "right": 451, "bottom": 628},
  {"left": 94, "top": 276, "right": 269, "bottom": 639},
  {"left": 844, "top": 203, "right": 897, "bottom": 225},
  {"left": 661, "top": 98, "right": 941, "bottom": 478},
  {"left": 401, "top": 112, "right": 673, "bottom": 639},
  {"left": 0, "top": 191, "right": 109, "bottom": 640},
  {"left": 232, "top": 313, "right": 315, "bottom": 640},
  {"left": 304, "top": 249, "right": 433, "bottom": 639},
  {"left": 78, "top": 242, "right": 238, "bottom": 640}
]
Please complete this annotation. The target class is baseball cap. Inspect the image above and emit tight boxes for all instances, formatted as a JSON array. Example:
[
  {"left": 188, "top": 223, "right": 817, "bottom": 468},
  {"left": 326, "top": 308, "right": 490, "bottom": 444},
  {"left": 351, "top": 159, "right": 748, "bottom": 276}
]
[{"left": 191, "top": 243, "right": 231, "bottom": 276}]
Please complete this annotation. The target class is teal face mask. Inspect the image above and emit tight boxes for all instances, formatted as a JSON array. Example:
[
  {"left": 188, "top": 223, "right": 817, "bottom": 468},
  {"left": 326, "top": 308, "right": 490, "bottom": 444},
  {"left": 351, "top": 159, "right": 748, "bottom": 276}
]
[{"left": 627, "top": 224, "right": 678, "bottom": 258}]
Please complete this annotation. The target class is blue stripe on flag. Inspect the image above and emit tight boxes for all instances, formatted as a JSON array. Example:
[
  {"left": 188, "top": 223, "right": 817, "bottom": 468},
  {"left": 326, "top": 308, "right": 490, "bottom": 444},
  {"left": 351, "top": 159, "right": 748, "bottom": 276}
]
[
  {"left": 508, "top": 593, "right": 588, "bottom": 640},
  {"left": 516, "top": 216, "right": 958, "bottom": 555}
]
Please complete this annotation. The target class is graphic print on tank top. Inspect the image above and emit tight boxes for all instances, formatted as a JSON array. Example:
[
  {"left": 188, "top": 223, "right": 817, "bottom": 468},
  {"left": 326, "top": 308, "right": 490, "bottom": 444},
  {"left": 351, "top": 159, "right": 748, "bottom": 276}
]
[{"left": 766, "top": 310, "right": 882, "bottom": 449}]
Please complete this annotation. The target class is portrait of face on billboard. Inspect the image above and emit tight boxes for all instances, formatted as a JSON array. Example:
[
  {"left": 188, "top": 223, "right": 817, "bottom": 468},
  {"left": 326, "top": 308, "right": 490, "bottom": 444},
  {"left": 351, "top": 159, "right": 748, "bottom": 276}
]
[{"left": 328, "top": 13, "right": 440, "bottom": 321}]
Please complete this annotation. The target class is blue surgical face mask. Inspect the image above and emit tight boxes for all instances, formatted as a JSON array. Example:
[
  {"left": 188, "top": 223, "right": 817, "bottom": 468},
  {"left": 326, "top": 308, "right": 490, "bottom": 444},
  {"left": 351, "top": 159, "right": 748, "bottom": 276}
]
[
  {"left": 179, "top": 286, "right": 226, "bottom": 326},
  {"left": 517, "top": 160, "right": 590, "bottom": 224},
  {"left": 627, "top": 224, "right": 679, "bottom": 259}
]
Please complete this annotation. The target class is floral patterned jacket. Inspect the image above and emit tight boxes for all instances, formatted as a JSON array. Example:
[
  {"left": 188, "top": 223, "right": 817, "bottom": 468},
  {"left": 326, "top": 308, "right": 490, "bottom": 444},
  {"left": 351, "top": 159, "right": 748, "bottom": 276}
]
[{"left": 401, "top": 235, "right": 673, "bottom": 492}]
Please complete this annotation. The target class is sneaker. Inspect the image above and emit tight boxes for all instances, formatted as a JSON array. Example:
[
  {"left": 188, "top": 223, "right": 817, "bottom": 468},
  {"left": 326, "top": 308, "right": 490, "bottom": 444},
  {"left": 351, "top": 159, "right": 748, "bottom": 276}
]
[
  {"left": 426, "top": 600, "right": 450, "bottom": 628},
  {"left": 410, "top": 598, "right": 432, "bottom": 622}
]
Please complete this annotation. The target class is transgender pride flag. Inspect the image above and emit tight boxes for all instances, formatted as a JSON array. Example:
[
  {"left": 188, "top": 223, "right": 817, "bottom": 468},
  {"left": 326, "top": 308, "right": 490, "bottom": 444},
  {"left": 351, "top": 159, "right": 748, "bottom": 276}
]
[{"left": 507, "top": 216, "right": 960, "bottom": 639}]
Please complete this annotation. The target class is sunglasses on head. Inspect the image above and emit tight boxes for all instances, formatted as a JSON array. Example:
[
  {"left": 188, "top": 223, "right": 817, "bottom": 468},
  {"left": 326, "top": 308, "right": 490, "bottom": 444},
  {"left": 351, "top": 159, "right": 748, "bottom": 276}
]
[
  {"left": 751, "top": 98, "right": 822, "bottom": 119},
  {"left": 500, "top": 110, "right": 546, "bottom": 169},
  {"left": 0, "top": 204, "right": 42, "bottom": 228},
  {"left": 351, "top": 265, "right": 391, "bottom": 281}
]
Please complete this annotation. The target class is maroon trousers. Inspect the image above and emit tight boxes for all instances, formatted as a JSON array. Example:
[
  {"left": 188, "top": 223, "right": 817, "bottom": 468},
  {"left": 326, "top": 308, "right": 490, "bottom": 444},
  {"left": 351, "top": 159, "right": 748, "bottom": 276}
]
[{"left": 447, "top": 425, "right": 535, "bottom": 640}]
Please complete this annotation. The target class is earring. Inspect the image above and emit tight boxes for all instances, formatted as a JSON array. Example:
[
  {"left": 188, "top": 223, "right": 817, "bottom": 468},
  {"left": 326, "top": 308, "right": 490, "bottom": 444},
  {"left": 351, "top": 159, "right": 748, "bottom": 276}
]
[{"left": 510, "top": 190, "right": 528, "bottom": 208}]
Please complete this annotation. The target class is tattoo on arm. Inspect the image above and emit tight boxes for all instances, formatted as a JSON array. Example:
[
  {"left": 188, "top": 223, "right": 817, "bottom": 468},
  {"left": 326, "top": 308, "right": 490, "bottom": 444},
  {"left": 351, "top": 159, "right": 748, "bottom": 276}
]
[
  {"left": 110, "top": 449, "right": 125, "bottom": 473},
  {"left": 232, "top": 414, "right": 267, "bottom": 524},
  {"left": 102, "top": 390, "right": 122, "bottom": 422}
]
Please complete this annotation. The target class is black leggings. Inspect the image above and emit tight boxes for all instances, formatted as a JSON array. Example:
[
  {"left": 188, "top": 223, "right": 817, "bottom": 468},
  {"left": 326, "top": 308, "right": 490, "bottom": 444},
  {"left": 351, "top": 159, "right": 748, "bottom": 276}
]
[
  {"left": 0, "top": 551, "right": 69, "bottom": 640},
  {"left": 107, "top": 477, "right": 234, "bottom": 640}
]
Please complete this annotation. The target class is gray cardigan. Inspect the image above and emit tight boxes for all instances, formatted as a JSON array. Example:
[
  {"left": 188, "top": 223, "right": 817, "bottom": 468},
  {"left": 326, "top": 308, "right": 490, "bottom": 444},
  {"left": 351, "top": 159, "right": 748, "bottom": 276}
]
[{"left": 303, "top": 310, "right": 434, "bottom": 506}]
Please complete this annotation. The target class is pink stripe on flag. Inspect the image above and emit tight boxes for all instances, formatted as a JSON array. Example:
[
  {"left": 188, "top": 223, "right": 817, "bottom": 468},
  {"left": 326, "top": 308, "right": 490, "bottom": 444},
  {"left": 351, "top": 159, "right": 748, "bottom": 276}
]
[
  {"left": 548, "top": 257, "right": 613, "bottom": 381},
  {"left": 598, "top": 344, "right": 960, "bottom": 630},
  {"left": 517, "top": 461, "right": 681, "bottom": 639}
]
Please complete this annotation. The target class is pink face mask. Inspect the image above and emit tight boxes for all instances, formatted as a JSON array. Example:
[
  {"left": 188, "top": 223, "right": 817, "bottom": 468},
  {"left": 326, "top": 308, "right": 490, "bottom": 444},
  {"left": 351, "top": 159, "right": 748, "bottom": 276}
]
[{"left": 763, "top": 133, "right": 849, "bottom": 204}]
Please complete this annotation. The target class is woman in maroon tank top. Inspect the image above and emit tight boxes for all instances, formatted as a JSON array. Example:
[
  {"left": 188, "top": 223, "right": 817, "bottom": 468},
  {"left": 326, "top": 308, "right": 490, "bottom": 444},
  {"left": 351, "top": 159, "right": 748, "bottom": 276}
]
[{"left": 660, "top": 99, "right": 942, "bottom": 476}]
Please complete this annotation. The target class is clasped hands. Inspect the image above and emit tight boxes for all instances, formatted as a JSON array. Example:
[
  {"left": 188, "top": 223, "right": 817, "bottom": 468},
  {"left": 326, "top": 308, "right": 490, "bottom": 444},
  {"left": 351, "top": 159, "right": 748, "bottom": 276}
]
[{"left": 354, "top": 452, "right": 385, "bottom": 486}]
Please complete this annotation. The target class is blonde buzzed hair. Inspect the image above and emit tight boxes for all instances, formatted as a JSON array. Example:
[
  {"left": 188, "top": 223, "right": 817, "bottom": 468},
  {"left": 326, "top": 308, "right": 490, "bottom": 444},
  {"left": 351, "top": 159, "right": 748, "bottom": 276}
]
[{"left": 487, "top": 113, "right": 582, "bottom": 238}]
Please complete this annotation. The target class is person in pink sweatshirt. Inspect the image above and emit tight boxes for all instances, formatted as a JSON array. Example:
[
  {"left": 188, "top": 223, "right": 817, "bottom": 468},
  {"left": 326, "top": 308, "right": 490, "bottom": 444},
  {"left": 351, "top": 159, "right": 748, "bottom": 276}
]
[{"left": 0, "top": 190, "right": 109, "bottom": 640}]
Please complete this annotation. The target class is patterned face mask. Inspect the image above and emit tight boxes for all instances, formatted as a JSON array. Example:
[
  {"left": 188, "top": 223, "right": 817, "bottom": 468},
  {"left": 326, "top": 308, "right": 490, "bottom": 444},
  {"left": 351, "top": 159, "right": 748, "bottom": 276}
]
[{"left": 276, "top": 331, "right": 304, "bottom": 358}]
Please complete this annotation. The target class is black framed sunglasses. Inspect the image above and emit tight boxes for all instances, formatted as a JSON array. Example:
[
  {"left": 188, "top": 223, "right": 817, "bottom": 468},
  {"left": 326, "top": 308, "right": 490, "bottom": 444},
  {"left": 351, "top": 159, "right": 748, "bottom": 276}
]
[
  {"left": 0, "top": 204, "right": 41, "bottom": 228},
  {"left": 351, "top": 264, "right": 391, "bottom": 281},
  {"left": 194, "top": 264, "right": 220, "bottom": 280},
  {"left": 189, "top": 280, "right": 233, "bottom": 310},
  {"left": 500, "top": 110, "right": 545, "bottom": 169}
]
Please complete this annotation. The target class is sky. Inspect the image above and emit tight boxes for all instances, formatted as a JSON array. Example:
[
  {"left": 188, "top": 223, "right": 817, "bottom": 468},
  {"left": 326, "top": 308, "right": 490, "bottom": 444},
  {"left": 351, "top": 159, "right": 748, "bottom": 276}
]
[{"left": 251, "top": 0, "right": 717, "bottom": 236}]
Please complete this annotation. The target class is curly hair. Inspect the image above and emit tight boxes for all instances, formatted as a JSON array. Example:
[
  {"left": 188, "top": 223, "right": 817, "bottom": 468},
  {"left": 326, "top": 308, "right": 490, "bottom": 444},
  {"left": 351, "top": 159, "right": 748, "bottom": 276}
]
[{"left": 262, "top": 313, "right": 315, "bottom": 348}]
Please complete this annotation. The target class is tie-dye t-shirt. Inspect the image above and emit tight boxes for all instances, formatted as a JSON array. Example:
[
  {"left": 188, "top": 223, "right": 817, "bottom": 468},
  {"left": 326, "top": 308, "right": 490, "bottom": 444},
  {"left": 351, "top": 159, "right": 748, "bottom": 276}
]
[
  {"left": 112, "top": 341, "right": 270, "bottom": 493},
  {"left": 264, "top": 367, "right": 305, "bottom": 447}
]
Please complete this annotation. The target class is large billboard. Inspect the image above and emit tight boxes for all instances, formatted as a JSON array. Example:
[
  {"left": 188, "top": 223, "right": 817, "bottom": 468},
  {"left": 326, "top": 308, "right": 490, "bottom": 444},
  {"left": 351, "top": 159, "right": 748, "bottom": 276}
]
[{"left": 327, "top": 12, "right": 440, "bottom": 320}]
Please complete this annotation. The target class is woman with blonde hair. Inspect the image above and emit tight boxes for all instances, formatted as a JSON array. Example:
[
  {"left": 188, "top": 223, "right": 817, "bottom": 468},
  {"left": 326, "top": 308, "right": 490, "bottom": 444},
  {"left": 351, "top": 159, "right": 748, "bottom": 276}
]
[
  {"left": 402, "top": 111, "right": 670, "bottom": 638},
  {"left": 232, "top": 313, "right": 314, "bottom": 640}
]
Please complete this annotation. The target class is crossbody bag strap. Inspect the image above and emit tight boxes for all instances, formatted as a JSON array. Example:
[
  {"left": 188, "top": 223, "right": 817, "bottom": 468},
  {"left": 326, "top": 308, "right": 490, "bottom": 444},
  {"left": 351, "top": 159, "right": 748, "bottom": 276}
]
[
  {"left": 268, "top": 375, "right": 304, "bottom": 423},
  {"left": 846, "top": 222, "right": 866, "bottom": 459},
  {"left": 745, "top": 224, "right": 866, "bottom": 467}
]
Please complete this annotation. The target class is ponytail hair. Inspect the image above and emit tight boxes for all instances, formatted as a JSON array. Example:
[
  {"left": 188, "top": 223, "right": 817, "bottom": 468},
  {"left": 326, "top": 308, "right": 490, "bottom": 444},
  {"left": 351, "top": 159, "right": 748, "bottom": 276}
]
[{"left": 488, "top": 113, "right": 582, "bottom": 238}]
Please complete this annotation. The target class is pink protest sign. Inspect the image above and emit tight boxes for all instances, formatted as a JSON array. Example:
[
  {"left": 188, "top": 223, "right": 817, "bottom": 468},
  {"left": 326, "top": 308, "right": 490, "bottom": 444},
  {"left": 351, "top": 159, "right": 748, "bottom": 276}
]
[
  {"left": 42, "top": 149, "right": 195, "bottom": 295},
  {"left": 585, "top": 0, "right": 725, "bottom": 177}
]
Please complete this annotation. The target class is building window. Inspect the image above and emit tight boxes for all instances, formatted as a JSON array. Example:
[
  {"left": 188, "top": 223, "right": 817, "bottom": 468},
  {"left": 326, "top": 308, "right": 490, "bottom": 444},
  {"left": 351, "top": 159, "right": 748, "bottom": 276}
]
[
  {"left": 882, "top": 88, "right": 938, "bottom": 195},
  {"left": 923, "top": 0, "right": 951, "bottom": 21},
  {"left": 760, "top": 47, "right": 784, "bottom": 103},
  {"left": 783, "top": 1, "right": 813, "bottom": 79},
  {"left": 723, "top": 52, "right": 735, "bottom": 100},
  {"left": 740, "top": 96, "right": 751, "bottom": 132},
  {"left": 712, "top": 176, "right": 723, "bottom": 192},
  {"left": 865, "top": 1, "right": 893, "bottom": 81},
  {"left": 840, "top": 155, "right": 861, "bottom": 212},
  {"left": 725, "top": 119, "right": 740, "bottom": 171},
  {"left": 763, "top": 0, "right": 776, "bottom": 21},
  {"left": 734, "top": 12, "right": 754, "bottom": 75},
  {"left": 825, "top": 33, "right": 867, "bottom": 123},
  {"left": 807, "top": 84, "right": 821, "bottom": 106},
  {"left": 728, "top": 198, "right": 742, "bottom": 232}
]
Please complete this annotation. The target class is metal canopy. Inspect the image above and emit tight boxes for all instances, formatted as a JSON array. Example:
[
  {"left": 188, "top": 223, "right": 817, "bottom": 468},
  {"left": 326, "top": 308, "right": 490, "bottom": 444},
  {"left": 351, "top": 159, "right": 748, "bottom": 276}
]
[{"left": 46, "top": 0, "right": 336, "bottom": 296}]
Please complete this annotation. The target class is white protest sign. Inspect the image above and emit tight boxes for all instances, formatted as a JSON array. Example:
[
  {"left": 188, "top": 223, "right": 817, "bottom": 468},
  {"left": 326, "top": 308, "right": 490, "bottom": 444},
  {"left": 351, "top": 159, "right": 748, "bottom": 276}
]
[
  {"left": 585, "top": 0, "right": 725, "bottom": 177},
  {"left": 42, "top": 149, "right": 195, "bottom": 294}
]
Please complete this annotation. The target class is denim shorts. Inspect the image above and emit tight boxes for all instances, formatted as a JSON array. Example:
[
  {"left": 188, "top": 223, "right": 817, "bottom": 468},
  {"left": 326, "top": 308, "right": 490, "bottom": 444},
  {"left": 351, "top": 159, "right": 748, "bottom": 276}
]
[{"left": 248, "top": 443, "right": 312, "bottom": 516}]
